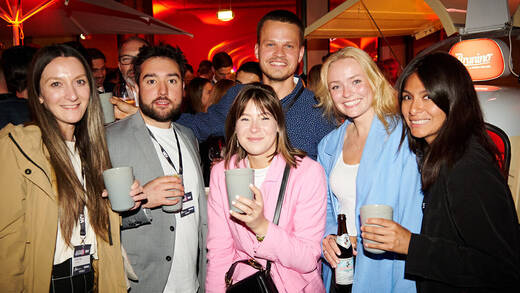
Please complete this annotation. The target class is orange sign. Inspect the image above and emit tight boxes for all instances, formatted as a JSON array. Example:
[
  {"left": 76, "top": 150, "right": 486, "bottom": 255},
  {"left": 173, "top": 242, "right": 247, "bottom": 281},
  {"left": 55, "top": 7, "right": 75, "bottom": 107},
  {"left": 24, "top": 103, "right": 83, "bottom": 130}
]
[{"left": 449, "top": 39, "right": 507, "bottom": 81}]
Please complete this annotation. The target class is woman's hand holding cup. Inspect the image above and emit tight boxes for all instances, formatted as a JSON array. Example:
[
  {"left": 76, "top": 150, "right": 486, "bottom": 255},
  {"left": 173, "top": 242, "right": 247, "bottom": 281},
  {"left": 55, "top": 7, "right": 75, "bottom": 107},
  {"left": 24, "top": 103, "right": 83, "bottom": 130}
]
[{"left": 230, "top": 184, "right": 269, "bottom": 237}]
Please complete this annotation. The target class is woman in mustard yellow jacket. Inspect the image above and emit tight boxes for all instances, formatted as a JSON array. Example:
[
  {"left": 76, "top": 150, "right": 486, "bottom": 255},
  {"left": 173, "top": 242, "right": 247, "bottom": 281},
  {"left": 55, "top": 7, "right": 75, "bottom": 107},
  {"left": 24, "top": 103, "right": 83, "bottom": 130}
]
[{"left": 0, "top": 44, "right": 140, "bottom": 293}]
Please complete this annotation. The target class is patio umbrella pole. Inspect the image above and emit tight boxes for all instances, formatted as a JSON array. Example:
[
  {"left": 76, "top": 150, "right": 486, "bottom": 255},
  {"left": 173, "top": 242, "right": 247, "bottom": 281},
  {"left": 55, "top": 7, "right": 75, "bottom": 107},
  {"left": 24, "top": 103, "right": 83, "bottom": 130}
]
[{"left": 12, "top": 23, "right": 19, "bottom": 46}]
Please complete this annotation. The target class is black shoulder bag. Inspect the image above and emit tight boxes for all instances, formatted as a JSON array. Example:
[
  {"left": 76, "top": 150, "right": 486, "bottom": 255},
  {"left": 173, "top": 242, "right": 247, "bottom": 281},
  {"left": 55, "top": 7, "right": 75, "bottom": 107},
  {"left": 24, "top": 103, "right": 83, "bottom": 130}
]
[{"left": 225, "top": 164, "right": 291, "bottom": 293}]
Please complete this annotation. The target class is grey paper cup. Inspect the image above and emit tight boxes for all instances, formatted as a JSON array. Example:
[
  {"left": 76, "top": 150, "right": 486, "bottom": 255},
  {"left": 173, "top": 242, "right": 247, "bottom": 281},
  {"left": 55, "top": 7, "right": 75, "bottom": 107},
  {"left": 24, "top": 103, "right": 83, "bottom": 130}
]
[
  {"left": 360, "top": 204, "right": 393, "bottom": 254},
  {"left": 103, "top": 167, "right": 135, "bottom": 212},
  {"left": 162, "top": 174, "right": 183, "bottom": 213},
  {"left": 99, "top": 92, "right": 115, "bottom": 124},
  {"left": 225, "top": 168, "right": 254, "bottom": 213}
]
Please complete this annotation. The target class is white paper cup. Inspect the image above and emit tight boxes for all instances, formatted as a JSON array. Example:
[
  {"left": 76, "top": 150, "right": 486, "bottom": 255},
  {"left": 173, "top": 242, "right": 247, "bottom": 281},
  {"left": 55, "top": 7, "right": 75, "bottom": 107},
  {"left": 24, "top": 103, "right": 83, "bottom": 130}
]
[
  {"left": 103, "top": 167, "right": 135, "bottom": 212},
  {"left": 225, "top": 168, "right": 254, "bottom": 213},
  {"left": 162, "top": 174, "right": 183, "bottom": 213},
  {"left": 99, "top": 92, "right": 115, "bottom": 124},
  {"left": 360, "top": 204, "right": 393, "bottom": 254}
]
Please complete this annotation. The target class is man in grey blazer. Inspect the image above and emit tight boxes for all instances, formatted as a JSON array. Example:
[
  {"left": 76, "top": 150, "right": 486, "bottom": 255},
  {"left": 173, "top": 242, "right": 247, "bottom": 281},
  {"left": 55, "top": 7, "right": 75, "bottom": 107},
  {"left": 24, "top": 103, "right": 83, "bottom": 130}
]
[{"left": 106, "top": 45, "right": 207, "bottom": 293}]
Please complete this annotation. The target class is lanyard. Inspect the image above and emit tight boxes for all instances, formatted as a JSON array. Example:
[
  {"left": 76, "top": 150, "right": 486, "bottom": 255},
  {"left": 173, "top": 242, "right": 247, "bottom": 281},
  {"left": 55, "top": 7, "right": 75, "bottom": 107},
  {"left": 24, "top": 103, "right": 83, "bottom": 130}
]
[
  {"left": 284, "top": 85, "right": 304, "bottom": 113},
  {"left": 78, "top": 166, "right": 87, "bottom": 245},
  {"left": 147, "top": 126, "right": 183, "bottom": 176},
  {"left": 79, "top": 212, "right": 86, "bottom": 245}
]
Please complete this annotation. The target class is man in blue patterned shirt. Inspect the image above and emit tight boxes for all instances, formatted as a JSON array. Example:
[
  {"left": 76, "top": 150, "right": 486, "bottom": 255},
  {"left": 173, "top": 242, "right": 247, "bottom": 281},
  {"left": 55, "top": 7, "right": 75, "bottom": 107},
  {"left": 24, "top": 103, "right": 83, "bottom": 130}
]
[{"left": 177, "top": 10, "right": 334, "bottom": 159}]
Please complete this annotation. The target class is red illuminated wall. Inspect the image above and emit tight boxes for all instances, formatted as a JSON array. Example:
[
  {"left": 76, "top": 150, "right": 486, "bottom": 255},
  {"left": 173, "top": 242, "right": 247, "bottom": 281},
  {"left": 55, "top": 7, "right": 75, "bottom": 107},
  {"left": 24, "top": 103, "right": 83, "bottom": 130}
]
[{"left": 153, "top": 4, "right": 294, "bottom": 71}]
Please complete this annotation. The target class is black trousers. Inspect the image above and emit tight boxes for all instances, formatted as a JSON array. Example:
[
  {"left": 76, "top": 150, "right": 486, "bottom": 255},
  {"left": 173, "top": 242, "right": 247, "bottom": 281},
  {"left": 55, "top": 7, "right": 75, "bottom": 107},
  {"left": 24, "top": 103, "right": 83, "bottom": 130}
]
[{"left": 49, "top": 257, "right": 94, "bottom": 293}]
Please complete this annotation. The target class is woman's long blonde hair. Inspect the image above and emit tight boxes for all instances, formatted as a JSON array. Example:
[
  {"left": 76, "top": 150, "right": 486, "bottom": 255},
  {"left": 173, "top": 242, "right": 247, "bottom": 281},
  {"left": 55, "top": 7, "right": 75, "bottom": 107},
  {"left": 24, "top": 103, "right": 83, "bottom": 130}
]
[
  {"left": 316, "top": 47, "right": 398, "bottom": 131},
  {"left": 27, "top": 45, "right": 112, "bottom": 246}
]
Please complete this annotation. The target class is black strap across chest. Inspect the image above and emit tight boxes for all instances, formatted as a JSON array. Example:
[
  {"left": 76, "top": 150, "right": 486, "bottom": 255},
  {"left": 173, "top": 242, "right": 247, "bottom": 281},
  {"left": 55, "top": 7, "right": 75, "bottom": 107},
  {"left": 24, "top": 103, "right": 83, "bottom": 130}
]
[{"left": 147, "top": 126, "right": 183, "bottom": 175}]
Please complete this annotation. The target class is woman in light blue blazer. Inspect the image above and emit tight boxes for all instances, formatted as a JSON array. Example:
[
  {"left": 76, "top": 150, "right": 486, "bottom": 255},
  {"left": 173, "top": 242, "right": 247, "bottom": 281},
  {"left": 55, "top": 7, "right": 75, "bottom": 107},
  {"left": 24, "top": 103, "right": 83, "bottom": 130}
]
[{"left": 316, "top": 47, "right": 423, "bottom": 293}]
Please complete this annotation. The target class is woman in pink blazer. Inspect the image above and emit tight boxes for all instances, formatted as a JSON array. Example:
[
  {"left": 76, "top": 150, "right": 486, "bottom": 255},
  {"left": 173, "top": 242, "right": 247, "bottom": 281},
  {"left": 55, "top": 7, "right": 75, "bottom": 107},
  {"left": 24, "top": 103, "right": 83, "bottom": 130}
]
[{"left": 206, "top": 84, "right": 327, "bottom": 292}]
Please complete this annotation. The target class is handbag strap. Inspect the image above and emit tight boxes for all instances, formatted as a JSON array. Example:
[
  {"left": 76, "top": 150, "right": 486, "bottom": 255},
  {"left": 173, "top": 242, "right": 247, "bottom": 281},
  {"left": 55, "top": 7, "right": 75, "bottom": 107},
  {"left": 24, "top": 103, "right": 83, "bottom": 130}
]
[
  {"left": 272, "top": 163, "right": 291, "bottom": 225},
  {"left": 266, "top": 163, "right": 291, "bottom": 272},
  {"left": 224, "top": 164, "right": 291, "bottom": 287},
  {"left": 225, "top": 258, "right": 264, "bottom": 287}
]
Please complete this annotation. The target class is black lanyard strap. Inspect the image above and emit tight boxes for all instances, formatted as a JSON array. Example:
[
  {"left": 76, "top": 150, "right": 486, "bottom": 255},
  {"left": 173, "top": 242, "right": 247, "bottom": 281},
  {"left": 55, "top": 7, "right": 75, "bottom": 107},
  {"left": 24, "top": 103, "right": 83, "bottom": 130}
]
[
  {"left": 79, "top": 212, "right": 86, "bottom": 244},
  {"left": 147, "top": 126, "right": 183, "bottom": 175},
  {"left": 284, "top": 85, "right": 304, "bottom": 113}
]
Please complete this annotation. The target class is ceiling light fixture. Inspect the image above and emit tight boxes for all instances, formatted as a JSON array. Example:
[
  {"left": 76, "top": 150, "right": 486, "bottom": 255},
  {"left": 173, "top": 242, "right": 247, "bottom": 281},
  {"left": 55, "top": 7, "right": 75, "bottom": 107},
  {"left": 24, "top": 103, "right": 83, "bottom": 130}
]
[
  {"left": 217, "top": 9, "right": 234, "bottom": 21},
  {"left": 217, "top": 0, "right": 234, "bottom": 22}
]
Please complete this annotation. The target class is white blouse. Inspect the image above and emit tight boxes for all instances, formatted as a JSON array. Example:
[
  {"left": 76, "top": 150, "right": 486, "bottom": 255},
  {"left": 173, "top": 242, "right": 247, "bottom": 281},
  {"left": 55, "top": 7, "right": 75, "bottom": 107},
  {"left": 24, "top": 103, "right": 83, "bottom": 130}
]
[
  {"left": 329, "top": 151, "right": 359, "bottom": 236},
  {"left": 53, "top": 140, "right": 98, "bottom": 264}
]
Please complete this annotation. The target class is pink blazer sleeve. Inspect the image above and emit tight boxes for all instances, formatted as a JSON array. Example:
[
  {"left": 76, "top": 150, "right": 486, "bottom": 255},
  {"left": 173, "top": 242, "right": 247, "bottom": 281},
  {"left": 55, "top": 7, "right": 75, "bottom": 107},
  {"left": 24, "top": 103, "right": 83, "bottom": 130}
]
[
  {"left": 254, "top": 158, "right": 327, "bottom": 274},
  {"left": 205, "top": 161, "right": 235, "bottom": 292}
]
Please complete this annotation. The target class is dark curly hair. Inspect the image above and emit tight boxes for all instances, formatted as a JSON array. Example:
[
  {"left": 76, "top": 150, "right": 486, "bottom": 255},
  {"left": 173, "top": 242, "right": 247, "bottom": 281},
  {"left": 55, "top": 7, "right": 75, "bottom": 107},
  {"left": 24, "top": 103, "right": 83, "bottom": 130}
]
[{"left": 133, "top": 44, "right": 187, "bottom": 84}]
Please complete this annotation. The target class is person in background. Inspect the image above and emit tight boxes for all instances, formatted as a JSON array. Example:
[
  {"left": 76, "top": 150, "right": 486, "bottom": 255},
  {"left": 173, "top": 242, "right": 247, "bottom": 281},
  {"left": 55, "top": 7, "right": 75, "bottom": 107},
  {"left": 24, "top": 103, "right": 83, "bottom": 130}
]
[
  {"left": 208, "top": 78, "right": 235, "bottom": 108},
  {"left": 199, "top": 78, "right": 236, "bottom": 186},
  {"left": 307, "top": 64, "right": 322, "bottom": 94},
  {"left": 0, "top": 44, "right": 142, "bottom": 292},
  {"left": 184, "top": 63, "right": 195, "bottom": 86},
  {"left": 106, "top": 67, "right": 121, "bottom": 85},
  {"left": 106, "top": 44, "right": 207, "bottom": 293},
  {"left": 380, "top": 58, "right": 400, "bottom": 86},
  {"left": 86, "top": 48, "right": 115, "bottom": 93},
  {"left": 361, "top": 52, "right": 520, "bottom": 293},
  {"left": 112, "top": 36, "right": 150, "bottom": 108},
  {"left": 0, "top": 45, "right": 37, "bottom": 129},
  {"left": 185, "top": 77, "right": 213, "bottom": 114},
  {"left": 197, "top": 60, "right": 214, "bottom": 80},
  {"left": 317, "top": 47, "right": 422, "bottom": 292},
  {"left": 206, "top": 84, "right": 327, "bottom": 292},
  {"left": 211, "top": 52, "right": 234, "bottom": 83},
  {"left": 235, "top": 61, "right": 262, "bottom": 84},
  {"left": 62, "top": 41, "right": 90, "bottom": 62}
]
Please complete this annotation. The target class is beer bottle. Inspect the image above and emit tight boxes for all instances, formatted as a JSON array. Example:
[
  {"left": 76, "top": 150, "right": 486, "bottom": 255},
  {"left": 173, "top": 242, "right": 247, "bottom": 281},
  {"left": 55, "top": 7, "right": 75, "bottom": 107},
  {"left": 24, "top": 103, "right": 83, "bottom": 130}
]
[{"left": 335, "top": 214, "right": 353, "bottom": 291}]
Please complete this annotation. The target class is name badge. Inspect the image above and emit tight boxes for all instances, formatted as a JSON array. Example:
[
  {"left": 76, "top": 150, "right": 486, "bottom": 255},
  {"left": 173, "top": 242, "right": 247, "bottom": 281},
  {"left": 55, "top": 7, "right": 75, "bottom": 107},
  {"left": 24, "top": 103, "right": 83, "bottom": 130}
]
[
  {"left": 181, "top": 206, "right": 195, "bottom": 217},
  {"left": 183, "top": 192, "right": 193, "bottom": 203},
  {"left": 72, "top": 244, "right": 91, "bottom": 276}
]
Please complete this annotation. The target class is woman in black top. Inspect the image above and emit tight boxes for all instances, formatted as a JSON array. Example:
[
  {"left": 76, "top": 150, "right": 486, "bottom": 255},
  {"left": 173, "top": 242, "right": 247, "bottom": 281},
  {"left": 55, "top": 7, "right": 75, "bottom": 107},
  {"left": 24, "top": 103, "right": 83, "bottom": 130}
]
[{"left": 360, "top": 52, "right": 520, "bottom": 292}]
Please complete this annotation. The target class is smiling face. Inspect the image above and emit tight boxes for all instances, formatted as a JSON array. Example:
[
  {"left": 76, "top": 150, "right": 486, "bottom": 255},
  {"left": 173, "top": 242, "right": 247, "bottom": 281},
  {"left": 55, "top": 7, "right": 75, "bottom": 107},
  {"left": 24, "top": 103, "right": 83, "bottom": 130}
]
[
  {"left": 327, "top": 57, "right": 375, "bottom": 122},
  {"left": 235, "top": 100, "right": 278, "bottom": 165},
  {"left": 138, "top": 57, "right": 183, "bottom": 128},
  {"left": 255, "top": 20, "right": 304, "bottom": 82},
  {"left": 401, "top": 73, "right": 447, "bottom": 144},
  {"left": 39, "top": 56, "right": 90, "bottom": 140}
]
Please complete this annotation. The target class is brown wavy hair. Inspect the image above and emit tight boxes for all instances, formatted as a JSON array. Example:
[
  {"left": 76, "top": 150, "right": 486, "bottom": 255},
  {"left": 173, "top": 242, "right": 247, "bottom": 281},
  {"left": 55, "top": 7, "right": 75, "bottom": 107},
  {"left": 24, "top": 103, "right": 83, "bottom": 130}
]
[
  {"left": 27, "top": 45, "right": 111, "bottom": 246},
  {"left": 223, "top": 84, "right": 305, "bottom": 169}
]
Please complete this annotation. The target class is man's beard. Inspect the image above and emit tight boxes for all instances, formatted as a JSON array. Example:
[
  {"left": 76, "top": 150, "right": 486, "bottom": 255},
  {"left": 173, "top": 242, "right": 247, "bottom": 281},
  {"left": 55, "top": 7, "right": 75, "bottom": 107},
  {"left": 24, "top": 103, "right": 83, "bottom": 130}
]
[
  {"left": 140, "top": 97, "right": 181, "bottom": 122},
  {"left": 260, "top": 62, "right": 295, "bottom": 82}
]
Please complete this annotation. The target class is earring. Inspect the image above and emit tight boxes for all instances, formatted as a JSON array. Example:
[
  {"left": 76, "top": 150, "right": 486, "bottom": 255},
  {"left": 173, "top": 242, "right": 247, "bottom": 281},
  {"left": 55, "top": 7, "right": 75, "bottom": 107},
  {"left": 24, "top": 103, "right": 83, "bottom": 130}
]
[{"left": 236, "top": 139, "right": 240, "bottom": 148}]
